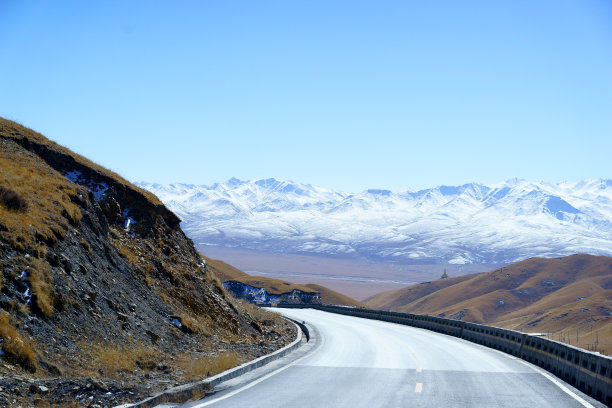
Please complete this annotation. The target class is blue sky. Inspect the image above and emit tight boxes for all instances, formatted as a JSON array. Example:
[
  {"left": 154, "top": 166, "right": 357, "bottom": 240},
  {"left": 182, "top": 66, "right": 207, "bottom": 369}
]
[{"left": 1, "top": 1, "right": 611, "bottom": 192}]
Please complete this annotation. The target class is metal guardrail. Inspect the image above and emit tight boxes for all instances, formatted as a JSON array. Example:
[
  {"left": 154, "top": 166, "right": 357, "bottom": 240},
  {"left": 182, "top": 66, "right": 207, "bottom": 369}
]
[{"left": 272, "top": 303, "right": 612, "bottom": 406}]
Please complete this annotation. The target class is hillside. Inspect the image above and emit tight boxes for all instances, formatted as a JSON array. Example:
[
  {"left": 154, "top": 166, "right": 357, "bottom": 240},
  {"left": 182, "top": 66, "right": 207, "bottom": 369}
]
[
  {"left": 202, "top": 255, "right": 364, "bottom": 307},
  {"left": 303, "top": 283, "right": 365, "bottom": 307},
  {"left": 0, "top": 118, "right": 295, "bottom": 406},
  {"left": 139, "top": 178, "right": 612, "bottom": 265},
  {"left": 202, "top": 255, "right": 248, "bottom": 281},
  {"left": 365, "top": 254, "right": 612, "bottom": 354}
]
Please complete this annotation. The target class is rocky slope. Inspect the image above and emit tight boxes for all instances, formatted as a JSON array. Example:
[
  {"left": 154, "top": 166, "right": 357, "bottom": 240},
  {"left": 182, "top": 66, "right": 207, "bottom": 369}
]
[
  {"left": 365, "top": 254, "right": 612, "bottom": 354},
  {"left": 139, "top": 178, "right": 612, "bottom": 265},
  {"left": 0, "top": 118, "right": 295, "bottom": 407}
]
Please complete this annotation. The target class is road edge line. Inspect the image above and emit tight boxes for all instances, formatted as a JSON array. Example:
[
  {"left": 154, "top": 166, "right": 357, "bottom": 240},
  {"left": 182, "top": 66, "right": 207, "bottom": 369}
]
[
  {"left": 118, "top": 320, "right": 303, "bottom": 408},
  {"left": 190, "top": 319, "right": 323, "bottom": 407}
]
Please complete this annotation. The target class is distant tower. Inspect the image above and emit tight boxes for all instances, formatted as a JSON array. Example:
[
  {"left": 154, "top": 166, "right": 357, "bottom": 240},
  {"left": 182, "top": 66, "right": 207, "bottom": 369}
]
[{"left": 441, "top": 268, "right": 449, "bottom": 279}]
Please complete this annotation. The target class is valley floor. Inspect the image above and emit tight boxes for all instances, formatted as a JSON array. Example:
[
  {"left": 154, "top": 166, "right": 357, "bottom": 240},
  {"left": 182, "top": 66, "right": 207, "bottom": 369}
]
[{"left": 197, "top": 245, "right": 493, "bottom": 300}]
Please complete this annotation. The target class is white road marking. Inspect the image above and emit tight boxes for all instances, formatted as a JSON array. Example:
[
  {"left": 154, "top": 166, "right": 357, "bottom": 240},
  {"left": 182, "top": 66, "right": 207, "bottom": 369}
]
[
  {"left": 465, "top": 342, "right": 596, "bottom": 408},
  {"left": 190, "top": 329, "right": 325, "bottom": 407},
  {"left": 514, "top": 359, "right": 595, "bottom": 408},
  {"left": 414, "top": 382, "right": 423, "bottom": 393},
  {"left": 416, "top": 365, "right": 422, "bottom": 373}
]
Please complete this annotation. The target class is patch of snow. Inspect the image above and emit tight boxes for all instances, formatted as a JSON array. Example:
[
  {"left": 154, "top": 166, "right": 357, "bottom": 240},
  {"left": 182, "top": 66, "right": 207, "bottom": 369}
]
[
  {"left": 63, "top": 170, "right": 111, "bottom": 201},
  {"left": 171, "top": 318, "right": 183, "bottom": 328},
  {"left": 122, "top": 208, "right": 136, "bottom": 232},
  {"left": 63, "top": 170, "right": 82, "bottom": 183},
  {"left": 90, "top": 182, "right": 108, "bottom": 201}
]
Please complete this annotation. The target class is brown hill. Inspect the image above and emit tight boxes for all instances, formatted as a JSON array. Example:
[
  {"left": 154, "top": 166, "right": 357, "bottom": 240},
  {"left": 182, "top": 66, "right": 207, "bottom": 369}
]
[
  {"left": 0, "top": 118, "right": 295, "bottom": 406},
  {"left": 202, "top": 255, "right": 364, "bottom": 307},
  {"left": 304, "top": 283, "right": 365, "bottom": 307},
  {"left": 202, "top": 255, "right": 248, "bottom": 281},
  {"left": 365, "top": 254, "right": 612, "bottom": 354}
]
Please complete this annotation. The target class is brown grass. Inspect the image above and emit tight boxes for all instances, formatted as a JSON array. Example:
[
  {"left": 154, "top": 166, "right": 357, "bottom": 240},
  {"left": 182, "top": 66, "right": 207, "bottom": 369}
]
[
  {"left": 178, "top": 351, "right": 242, "bottom": 380},
  {"left": 0, "top": 140, "right": 82, "bottom": 252},
  {"left": 366, "top": 254, "right": 612, "bottom": 353},
  {"left": 0, "top": 185, "right": 28, "bottom": 211},
  {"left": 202, "top": 254, "right": 316, "bottom": 295},
  {"left": 0, "top": 311, "right": 38, "bottom": 372},
  {"left": 87, "top": 343, "right": 158, "bottom": 379},
  {"left": 0, "top": 256, "right": 55, "bottom": 317},
  {"left": 25, "top": 257, "right": 55, "bottom": 317},
  {"left": 80, "top": 239, "right": 91, "bottom": 254},
  {"left": 0, "top": 117, "right": 164, "bottom": 207},
  {"left": 304, "top": 283, "right": 365, "bottom": 307},
  {"left": 200, "top": 255, "right": 248, "bottom": 282}
]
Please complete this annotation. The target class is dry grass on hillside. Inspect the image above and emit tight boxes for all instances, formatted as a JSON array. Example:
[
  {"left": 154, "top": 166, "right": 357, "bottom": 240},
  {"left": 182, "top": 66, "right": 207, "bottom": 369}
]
[
  {"left": 0, "top": 118, "right": 163, "bottom": 207},
  {"left": 201, "top": 255, "right": 248, "bottom": 282},
  {"left": 201, "top": 254, "right": 315, "bottom": 295},
  {"left": 200, "top": 254, "right": 248, "bottom": 282},
  {"left": 178, "top": 351, "right": 243, "bottom": 380},
  {"left": 87, "top": 343, "right": 158, "bottom": 379},
  {"left": 304, "top": 284, "right": 365, "bottom": 307},
  {"left": 0, "top": 185, "right": 28, "bottom": 211},
  {"left": 0, "top": 311, "right": 38, "bottom": 372},
  {"left": 0, "top": 141, "right": 82, "bottom": 253},
  {"left": 24, "top": 257, "right": 55, "bottom": 317},
  {"left": 366, "top": 254, "right": 612, "bottom": 354}
]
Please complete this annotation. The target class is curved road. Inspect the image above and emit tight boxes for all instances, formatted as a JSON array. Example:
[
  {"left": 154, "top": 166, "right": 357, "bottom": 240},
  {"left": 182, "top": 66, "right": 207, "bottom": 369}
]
[{"left": 189, "top": 308, "right": 605, "bottom": 408}]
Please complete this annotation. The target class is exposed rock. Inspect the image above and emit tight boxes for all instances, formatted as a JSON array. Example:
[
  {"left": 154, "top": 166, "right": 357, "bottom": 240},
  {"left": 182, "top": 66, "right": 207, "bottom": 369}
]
[
  {"left": 91, "top": 379, "right": 108, "bottom": 392},
  {"left": 0, "top": 117, "right": 297, "bottom": 406}
]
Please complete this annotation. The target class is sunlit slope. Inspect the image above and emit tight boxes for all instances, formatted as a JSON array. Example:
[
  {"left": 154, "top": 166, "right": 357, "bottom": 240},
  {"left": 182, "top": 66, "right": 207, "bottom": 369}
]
[
  {"left": 0, "top": 117, "right": 294, "bottom": 390},
  {"left": 202, "top": 255, "right": 249, "bottom": 281},
  {"left": 304, "top": 284, "right": 365, "bottom": 307},
  {"left": 365, "top": 254, "right": 612, "bottom": 353}
]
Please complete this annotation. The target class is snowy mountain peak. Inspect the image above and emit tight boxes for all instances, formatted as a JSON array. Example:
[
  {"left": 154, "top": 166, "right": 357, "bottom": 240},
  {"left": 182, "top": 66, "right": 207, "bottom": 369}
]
[{"left": 137, "top": 179, "right": 612, "bottom": 265}]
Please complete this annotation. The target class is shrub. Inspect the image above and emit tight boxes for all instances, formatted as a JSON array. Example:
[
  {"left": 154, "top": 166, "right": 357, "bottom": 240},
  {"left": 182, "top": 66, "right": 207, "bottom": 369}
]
[
  {"left": 0, "top": 185, "right": 27, "bottom": 211},
  {"left": 0, "top": 311, "right": 37, "bottom": 372},
  {"left": 180, "top": 351, "right": 242, "bottom": 379},
  {"left": 25, "top": 258, "right": 54, "bottom": 317},
  {"left": 89, "top": 344, "right": 157, "bottom": 378}
]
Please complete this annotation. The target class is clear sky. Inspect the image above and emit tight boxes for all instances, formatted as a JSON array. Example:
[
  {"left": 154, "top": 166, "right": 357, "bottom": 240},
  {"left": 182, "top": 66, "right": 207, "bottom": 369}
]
[{"left": 1, "top": 1, "right": 611, "bottom": 192}]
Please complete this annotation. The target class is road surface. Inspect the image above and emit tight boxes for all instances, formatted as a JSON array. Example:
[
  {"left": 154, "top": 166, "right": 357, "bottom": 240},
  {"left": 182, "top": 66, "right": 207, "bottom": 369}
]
[{"left": 187, "top": 308, "right": 604, "bottom": 408}]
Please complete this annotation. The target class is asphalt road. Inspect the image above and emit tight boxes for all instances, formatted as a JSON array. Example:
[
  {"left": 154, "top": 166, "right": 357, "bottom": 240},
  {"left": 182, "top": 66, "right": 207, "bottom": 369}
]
[{"left": 187, "top": 308, "right": 605, "bottom": 408}]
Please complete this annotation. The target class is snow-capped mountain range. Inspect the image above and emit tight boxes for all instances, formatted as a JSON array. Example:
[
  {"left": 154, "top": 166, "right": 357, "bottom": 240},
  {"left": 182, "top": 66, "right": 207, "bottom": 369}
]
[{"left": 137, "top": 178, "right": 612, "bottom": 265}]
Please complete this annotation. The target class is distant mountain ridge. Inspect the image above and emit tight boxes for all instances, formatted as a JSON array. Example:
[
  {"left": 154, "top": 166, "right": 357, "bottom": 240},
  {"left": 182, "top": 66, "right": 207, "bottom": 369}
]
[{"left": 138, "top": 178, "right": 612, "bottom": 265}]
